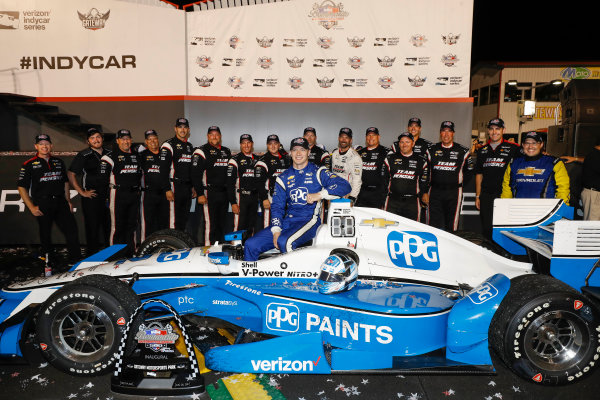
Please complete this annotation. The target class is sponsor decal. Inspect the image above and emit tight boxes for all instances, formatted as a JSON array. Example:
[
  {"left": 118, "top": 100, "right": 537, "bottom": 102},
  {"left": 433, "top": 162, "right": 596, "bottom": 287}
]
[
  {"left": 222, "top": 58, "right": 245, "bottom": 67},
  {"left": 347, "top": 56, "right": 364, "bottom": 69},
  {"left": 377, "top": 76, "right": 395, "bottom": 89},
  {"left": 532, "top": 373, "right": 543, "bottom": 382},
  {"left": 288, "top": 76, "right": 304, "bottom": 89},
  {"left": 374, "top": 37, "right": 400, "bottom": 46},
  {"left": 283, "top": 38, "right": 308, "bottom": 47},
  {"left": 308, "top": 1, "right": 349, "bottom": 30},
  {"left": 387, "top": 231, "right": 440, "bottom": 270},
  {"left": 306, "top": 313, "right": 393, "bottom": 344},
  {"left": 116, "top": 317, "right": 126, "bottom": 326},
  {"left": 225, "top": 279, "right": 262, "bottom": 295},
  {"left": 190, "top": 36, "right": 216, "bottom": 46},
  {"left": 467, "top": 282, "right": 499, "bottom": 304},
  {"left": 135, "top": 322, "right": 178, "bottom": 344},
  {"left": 229, "top": 35, "right": 241, "bottom": 49},
  {"left": 408, "top": 76, "right": 426, "bottom": 87},
  {"left": 317, "top": 36, "right": 334, "bottom": 49},
  {"left": 435, "top": 76, "right": 463, "bottom": 85},
  {"left": 256, "top": 36, "right": 274, "bottom": 48},
  {"left": 177, "top": 295, "right": 194, "bottom": 305},
  {"left": 40, "top": 343, "right": 48, "bottom": 351},
  {"left": 156, "top": 250, "right": 190, "bottom": 263},
  {"left": 257, "top": 56, "right": 274, "bottom": 69},
  {"left": 290, "top": 187, "right": 308, "bottom": 202},
  {"left": 317, "top": 77, "right": 335, "bottom": 88},
  {"left": 574, "top": 300, "right": 584, "bottom": 310},
  {"left": 517, "top": 167, "right": 544, "bottom": 176},
  {"left": 196, "top": 76, "right": 214, "bottom": 87},
  {"left": 442, "top": 33, "right": 461, "bottom": 45},
  {"left": 77, "top": 8, "right": 109, "bottom": 30},
  {"left": 251, "top": 356, "right": 319, "bottom": 372},
  {"left": 360, "top": 218, "right": 398, "bottom": 229},
  {"left": 287, "top": 57, "right": 305, "bottom": 68},
  {"left": 377, "top": 56, "right": 395, "bottom": 67},
  {"left": 212, "top": 299, "right": 238, "bottom": 306},
  {"left": 561, "top": 67, "right": 591, "bottom": 80},
  {"left": 266, "top": 303, "right": 299, "bottom": 332},
  {"left": 0, "top": 11, "right": 19, "bottom": 29},
  {"left": 196, "top": 55, "right": 212, "bottom": 68},
  {"left": 18, "top": 55, "right": 136, "bottom": 70},
  {"left": 227, "top": 76, "right": 244, "bottom": 89},
  {"left": 342, "top": 78, "right": 367, "bottom": 87},
  {"left": 409, "top": 34, "right": 427, "bottom": 47},
  {"left": 441, "top": 53, "right": 459, "bottom": 67},
  {"left": 313, "top": 58, "right": 338, "bottom": 67},
  {"left": 347, "top": 36, "right": 365, "bottom": 48},
  {"left": 404, "top": 56, "right": 431, "bottom": 66},
  {"left": 253, "top": 78, "right": 278, "bottom": 87}
]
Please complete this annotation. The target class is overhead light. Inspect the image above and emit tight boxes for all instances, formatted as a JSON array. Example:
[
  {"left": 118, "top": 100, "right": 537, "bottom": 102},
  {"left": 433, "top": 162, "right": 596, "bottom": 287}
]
[
  {"left": 507, "top": 80, "right": 518, "bottom": 86},
  {"left": 551, "top": 79, "right": 563, "bottom": 86}
]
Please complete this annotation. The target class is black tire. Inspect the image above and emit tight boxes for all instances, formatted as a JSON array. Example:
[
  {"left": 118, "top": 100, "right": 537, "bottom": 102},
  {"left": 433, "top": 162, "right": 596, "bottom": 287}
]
[
  {"left": 454, "top": 230, "right": 512, "bottom": 259},
  {"left": 36, "top": 275, "right": 140, "bottom": 376},
  {"left": 489, "top": 274, "right": 600, "bottom": 385},
  {"left": 135, "top": 229, "right": 196, "bottom": 256}
]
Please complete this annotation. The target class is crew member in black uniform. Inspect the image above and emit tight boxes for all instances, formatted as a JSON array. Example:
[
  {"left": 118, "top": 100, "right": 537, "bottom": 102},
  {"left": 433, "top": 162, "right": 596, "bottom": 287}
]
[
  {"left": 356, "top": 127, "right": 389, "bottom": 208},
  {"left": 68, "top": 128, "right": 111, "bottom": 256},
  {"left": 391, "top": 117, "right": 433, "bottom": 159},
  {"left": 227, "top": 134, "right": 258, "bottom": 236},
  {"left": 255, "top": 134, "right": 291, "bottom": 228},
  {"left": 192, "top": 126, "right": 232, "bottom": 245},
  {"left": 100, "top": 129, "right": 142, "bottom": 255},
  {"left": 139, "top": 129, "right": 168, "bottom": 241},
  {"left": 383, "top": 132, "right": 429, "bottom": 221},
  {"left": 18, "top": 134, "right": 81, "bottom": 266},
  {"left": 474, "top": 118, "right": 521, "bottom": 239},
  {"left": 427, "top": 121, "right": 474, "bottom": 232},
  {"left": 160, "top": 118, "right": 195, "bottom": 232},
  {"left": 304, "top": 127, "right": 330, "bottom": 168}
]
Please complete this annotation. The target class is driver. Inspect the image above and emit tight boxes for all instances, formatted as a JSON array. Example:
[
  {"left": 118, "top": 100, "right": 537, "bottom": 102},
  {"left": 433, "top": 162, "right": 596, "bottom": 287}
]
[{"left": 244, "top": 137, "right": 351, "bottom": 261}]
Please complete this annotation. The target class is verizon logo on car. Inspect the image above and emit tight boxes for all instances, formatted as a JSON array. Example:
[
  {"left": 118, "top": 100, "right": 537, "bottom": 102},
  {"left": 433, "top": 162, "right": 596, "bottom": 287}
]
[{"left": 250, "top": 356, "right": 321, "bottom": 372}]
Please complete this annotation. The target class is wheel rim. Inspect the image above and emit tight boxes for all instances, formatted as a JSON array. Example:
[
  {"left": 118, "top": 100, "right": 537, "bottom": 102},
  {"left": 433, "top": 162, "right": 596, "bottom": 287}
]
[
  {"left": 50, "top": 303, "right": 116, "bottom": 363},
  {"left": 523, "top": 310, "right": 587, "bottom": 372}
]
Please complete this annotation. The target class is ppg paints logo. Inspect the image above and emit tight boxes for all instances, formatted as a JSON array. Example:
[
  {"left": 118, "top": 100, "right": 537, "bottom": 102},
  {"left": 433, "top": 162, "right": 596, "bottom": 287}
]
[
  {"left": 289, "top": 187, "right": 308, "bottom": 204},
  {"left": 468, "top": 282, "right": 498, "bottom": 304},
  {"left": 387, "top": 231, "right": 440, "bottom": 270},
  {"left": 266, "top": 303, "right": 299, "bottom": 332}
]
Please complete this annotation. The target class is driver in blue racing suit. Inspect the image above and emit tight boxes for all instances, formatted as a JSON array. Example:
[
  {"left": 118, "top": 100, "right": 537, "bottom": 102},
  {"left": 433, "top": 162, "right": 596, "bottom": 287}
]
[{"left": 244, "top": 137, "right": 351, "bottom": 261}]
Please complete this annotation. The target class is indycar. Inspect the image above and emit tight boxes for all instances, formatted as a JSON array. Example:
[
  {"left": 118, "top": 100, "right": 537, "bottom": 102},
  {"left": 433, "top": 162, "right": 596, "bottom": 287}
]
[{"left": 0, "top": 198, "right": 598, "bottom": 387}]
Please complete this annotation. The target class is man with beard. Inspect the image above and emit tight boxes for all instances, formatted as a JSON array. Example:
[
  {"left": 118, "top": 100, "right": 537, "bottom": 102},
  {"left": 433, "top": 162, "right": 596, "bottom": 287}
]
[
  {"left": 303, "top": 127, "right": 330, "bottom": 168},
  {"left": 356, "top": 127, "right": 389, "bottom": 208},
  {"left": 68, "top": 128, "right": 111, "bottom": 256},
  {"left": 330, "top": 127, "right": 362, "bottom": 203},
  {"left": 139, "top": 129, "right": 168, "bottom": 241},
  {"left": 227, "top": 134, "right": 258, "bottom": 236}
]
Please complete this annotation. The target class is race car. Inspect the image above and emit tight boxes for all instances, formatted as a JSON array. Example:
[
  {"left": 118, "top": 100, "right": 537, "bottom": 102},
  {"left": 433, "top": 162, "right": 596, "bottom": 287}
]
[{"left": 0, "top": 199, "right": 598, "bottom": 388}]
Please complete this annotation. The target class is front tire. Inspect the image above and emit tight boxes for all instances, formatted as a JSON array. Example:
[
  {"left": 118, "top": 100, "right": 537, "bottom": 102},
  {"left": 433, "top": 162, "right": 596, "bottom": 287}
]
[{"left": 489, "top": 274, "right": 600, "bottom": 385}]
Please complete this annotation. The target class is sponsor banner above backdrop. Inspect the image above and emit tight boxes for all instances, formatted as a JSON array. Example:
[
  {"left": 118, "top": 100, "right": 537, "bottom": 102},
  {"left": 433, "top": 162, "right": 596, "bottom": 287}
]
[
  {"left": 0, "top": 0, "right": 185, "bottom": 97},
  {"left": 187, "top": 0, "right": 473, "bottom": 99}
]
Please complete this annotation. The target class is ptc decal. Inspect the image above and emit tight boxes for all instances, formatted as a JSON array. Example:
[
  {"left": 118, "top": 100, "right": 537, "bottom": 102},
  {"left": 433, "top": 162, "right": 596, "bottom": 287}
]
[{"left": 387, "top": 231, "right": 440, "bottom": 270}]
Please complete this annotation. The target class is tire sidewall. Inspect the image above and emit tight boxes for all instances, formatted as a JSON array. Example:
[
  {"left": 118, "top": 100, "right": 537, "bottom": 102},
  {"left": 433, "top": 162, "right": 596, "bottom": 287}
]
[
  {"left": 505, "top": 292, "right": 600, "bottom": 385},
  {"left": 36, "top": 285, "right": 130, "bottom": 376}
]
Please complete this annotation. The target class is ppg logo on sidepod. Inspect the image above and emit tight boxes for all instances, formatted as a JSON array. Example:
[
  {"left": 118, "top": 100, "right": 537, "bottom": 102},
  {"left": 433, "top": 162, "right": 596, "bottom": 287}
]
[{"left": 387, "top": 231, "right": 440, "bottom": 270}]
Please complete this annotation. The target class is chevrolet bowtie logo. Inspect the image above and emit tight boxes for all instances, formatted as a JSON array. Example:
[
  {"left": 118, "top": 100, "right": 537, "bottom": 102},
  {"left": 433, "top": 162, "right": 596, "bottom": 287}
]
[
  {"left": 360, "top": 218, "right": 398, "bottom": 228},
  {"left": 517, "top": 167, "right": 545, "bottom": 176}
]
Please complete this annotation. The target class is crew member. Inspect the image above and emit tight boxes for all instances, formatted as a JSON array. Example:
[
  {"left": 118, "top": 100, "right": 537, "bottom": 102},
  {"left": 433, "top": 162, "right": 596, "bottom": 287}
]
[
  {"left": 160, "top": 117, "right": 195, "bottom": 231},
  {"left": 474, "top": 118, "right": 521, "bottom": 239},
  {"left": 139, "top": 129, "right": 168, "bottom": 241},
  {"left": 244, "top": 137, "right": 351, "bottom": 261},
  {"left": 391, "top": 117, "right": 433, "bottom": 159},
  {"left": 68, "top": 128, "right": 111, "bottom": 256},
  {"left": 100, "top": 129, "right": 142, "bottom": 255},
  {"left": 304, "top": 127, "right": 330, "bottom": 168},
  {"left": 581, "top": 138, "right": 600, "bottom": 220},
  {"left": 192, "top": 126, "right": 232, "bottom": 245},
  {"left": 255, "top": 134, "right": 291, "bottom": 228},
  {"left": 356, "top": 127, "right": 389, "bottom": 208},
  {"left": 501, "top": 131, "right": 570, "bottom": 204},
  {"left": 18, "top": 134, "right": 81, "bottom": 266},
  {"left": 383, "top": 132, "right": 429, "bottom": 220},
  {"left": 330, "top": 127, "right": 362, "bottom": 203},
  {"left": 227, "top": 134, "right": 258, "bottom": 236},
  {"left": 428, "top": 121, "right": 474, "bottom": 231}
]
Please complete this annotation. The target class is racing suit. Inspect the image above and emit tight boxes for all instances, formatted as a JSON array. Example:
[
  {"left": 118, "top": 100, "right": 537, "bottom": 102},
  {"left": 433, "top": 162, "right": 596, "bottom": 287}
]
[
  {"left": 308, "top": 145, "right": 330, "bottom": 168},
  {"left": 18, "top": 155, "right": 81, "bottom": 263},
  {"left": 475, "top": 140, "right": 521, "bottom": 239},
  {"left": 427, "top": 142, "right": 473, "bottom": 231},
  {"left": 69, "top": 147, "right": 111, "bottom": 255},
  {"left": 159, "top": 136, "right": 194, "bottom": 231},
  {"left": 501, "top": 154, "right": 570, "bottom": 204},
  {"left": 330, "top": 147, "right": 362, "bottom": 201},
  {"left": 192, "top": 143, "right": 232, "bottom": 245},
  {"left": 383, "top": 152, "right": 429, "bottom": 221},
  {"left": 140, "top": 149, "right": 168, "bottom": 241},
  {"left": 227, "top": 152, "right": 258, "bottom": 235},
  {"left": 356, "top": 145, "right": 390, "bottom": 208},
  {"left": 100, "top": 149, "right": 142, "bottom": 253},
  {"left": 391, "top": 137, "right": 432, "bottom": 159},
  {"left": 255, "top": 152, "right": 291, "bottom": 228},
  {"left": 244, "top": 163, "right": 351, "bottom": 261}
]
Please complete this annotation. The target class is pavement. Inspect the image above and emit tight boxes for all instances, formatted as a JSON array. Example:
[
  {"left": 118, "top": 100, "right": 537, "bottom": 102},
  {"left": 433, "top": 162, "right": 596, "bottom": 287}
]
[{"left": 1, "top": 246, "right": 599, "bottom": 400}]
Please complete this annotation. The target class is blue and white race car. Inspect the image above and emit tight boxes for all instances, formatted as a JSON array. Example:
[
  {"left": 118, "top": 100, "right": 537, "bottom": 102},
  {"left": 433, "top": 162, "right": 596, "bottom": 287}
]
[{"left": 0, "top": 199, "right": 598, "bottom": 387}]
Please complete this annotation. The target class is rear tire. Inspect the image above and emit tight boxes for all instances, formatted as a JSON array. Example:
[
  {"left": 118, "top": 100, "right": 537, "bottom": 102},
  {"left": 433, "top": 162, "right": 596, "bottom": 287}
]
[
  {"left": 136, "top": 229, "right": 196, "bottom": 256},
  {"left": 489, "top": 274, "right": 600, "bottom": 385}
]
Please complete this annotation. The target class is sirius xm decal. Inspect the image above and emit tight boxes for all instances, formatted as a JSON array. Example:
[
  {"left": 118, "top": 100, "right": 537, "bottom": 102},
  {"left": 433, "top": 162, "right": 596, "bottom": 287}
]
[{"left": 387, "top": 231, "right": 440, "bottom": 270}]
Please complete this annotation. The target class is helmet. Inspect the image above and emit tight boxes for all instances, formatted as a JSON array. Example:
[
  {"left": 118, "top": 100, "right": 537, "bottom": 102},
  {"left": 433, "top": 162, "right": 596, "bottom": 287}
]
[{"left": 317, "top": 250, "right": 358, "bottom": 295}]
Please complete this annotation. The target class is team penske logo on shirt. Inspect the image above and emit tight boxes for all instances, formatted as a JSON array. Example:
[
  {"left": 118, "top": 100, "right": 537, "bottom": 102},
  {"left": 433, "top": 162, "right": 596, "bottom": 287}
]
[{"left": 517, "top": 167, "right": 545, "bottom": 176}]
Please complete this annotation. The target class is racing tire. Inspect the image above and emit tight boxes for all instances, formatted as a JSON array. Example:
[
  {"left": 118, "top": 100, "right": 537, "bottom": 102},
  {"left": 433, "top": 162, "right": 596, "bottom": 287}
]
[
  {"left": 135, "top": 229, "right": 196, "bottom": 256},
  {"left": 489, "top": 274, "right": 600, "bottom": 385},
  {"left": 454, "top": 230, "right": 512, "bottom": 259},
  {"left": 36, "top": 275, "right": 140, "bottom": 376}
]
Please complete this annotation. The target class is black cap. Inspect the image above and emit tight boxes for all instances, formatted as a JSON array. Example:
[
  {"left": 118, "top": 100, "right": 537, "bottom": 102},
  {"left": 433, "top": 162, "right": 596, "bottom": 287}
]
[
  {"left": 266, "top": 134, "right": 280, "bottom": 143},
  {"left": 339, "top": 127, "right": 353, "bottom": 138},
  {"left": 117, "top": 129, "right": 132, "bottom": 138},
  {"left": 35, "top": 134, "right": 51, "bottom": 144},
  {"left": 86, "top": 128, "right": 101, "bottom": 138},
  {"left": 240, "top": 134, "right": 253, "bottom": 143},
  {"left": 366, "top": 127, "right": 379, "bottom": 135},
  {"left": 303, "top": 127, "right": 316, "bottom": 135},
  {"left": 440, "top": 121, "right": 455, "bottom": 131},
  {"left": 290, "top": 137, "right": 309, "bottom": 150},
  {"left": 207, "top": 125, "right": 221, "bottom": 134},
  {"left": 408, "top": 117, "right": 421, "bottom": 127},
  {"left": 144, "top": 129, "right": 158, "bottom": 138},
  {"left": 397, "top": 132, "right": 414, "bottom": 141},
  {"left": 175, "top": 118, "right": 189, "bottom": 127},
  {"left": 487, "top": 118, "right": 505, "bottom": 128},
  {"left": 522, "top": 131, "right": 543, "bottom": 143}
]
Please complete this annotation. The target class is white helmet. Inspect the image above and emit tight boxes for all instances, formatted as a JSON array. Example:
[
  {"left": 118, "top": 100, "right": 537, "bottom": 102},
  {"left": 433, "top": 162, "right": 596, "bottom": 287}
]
[{"left": 317, "top": 249, "right": 358, "bottom": 295}]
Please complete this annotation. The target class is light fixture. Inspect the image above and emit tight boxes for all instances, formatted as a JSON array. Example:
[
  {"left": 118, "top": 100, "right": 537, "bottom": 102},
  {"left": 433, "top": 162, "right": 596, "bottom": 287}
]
[
  {"left": 551, "top": 79, "right": 563, "bottom": 86},
  {"left": 507, "top": 80, "right": 518, "bottom": 86}
]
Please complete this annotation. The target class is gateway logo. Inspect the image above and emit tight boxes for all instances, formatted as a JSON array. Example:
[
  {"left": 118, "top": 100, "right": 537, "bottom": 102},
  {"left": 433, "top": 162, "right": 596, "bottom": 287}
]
[
  {"left": 77, "top": 8, "right": 109, "bottom": 30},
  {"left": 250, "top": 356, "right": 320, "bottom": 372}
]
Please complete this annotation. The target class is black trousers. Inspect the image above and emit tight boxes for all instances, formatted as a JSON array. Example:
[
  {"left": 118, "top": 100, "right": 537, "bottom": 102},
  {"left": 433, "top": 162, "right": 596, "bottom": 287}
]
[
  {"left": 140, "top": 189, "right": 169, "bottom": 242},
  {"left": 35, "top": 196, "right": 81, "bottom": 264},
  {"left": 428, "top": 187, "right": 463, "bottom": 232},
  {"left": 166, "top": 182, "right": 192, "bottom": 232},
  {"left": 202, "top": 189, "right": 229, "bottom": 246},
  {"left": 479, "top": 192, "right": 497, "bottom": 240},
  {"left": 386, "top": 196, "right": 420, "bottom": 221},
  {"left": 356, "top": 188, "right": 385, "bottom": 209},
  {"left": 109, "top": 189, "right": 139, "bottom": 255},
  {"left": 81, "top": 195, "right": 110, "bottom": 256},
  {"left": 233, "top": 193, "right": 258, "bottom": 237}
]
